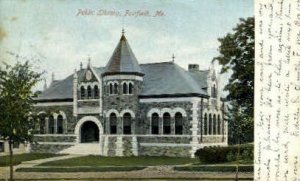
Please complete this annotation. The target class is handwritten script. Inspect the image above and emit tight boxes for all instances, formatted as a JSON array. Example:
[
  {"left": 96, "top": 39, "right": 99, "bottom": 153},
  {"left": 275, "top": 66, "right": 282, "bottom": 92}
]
[{"left": 255, "top": 0, "right": 300, "bottom": 180}]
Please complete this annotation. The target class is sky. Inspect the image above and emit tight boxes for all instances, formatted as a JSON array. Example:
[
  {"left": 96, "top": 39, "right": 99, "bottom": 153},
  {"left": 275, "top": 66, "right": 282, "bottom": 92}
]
[{"left": 0, "top": 0, "right": 254, "bottom": 94}]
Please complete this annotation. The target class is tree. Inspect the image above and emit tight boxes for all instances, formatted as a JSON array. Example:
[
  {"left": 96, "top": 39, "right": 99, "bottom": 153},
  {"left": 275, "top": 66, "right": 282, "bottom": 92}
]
[
  {"left": 0, "top": 61, "right": 42, "bottom": 181},
  {"left": 213, "top": 17, "right": 254, "bottom": 143}
]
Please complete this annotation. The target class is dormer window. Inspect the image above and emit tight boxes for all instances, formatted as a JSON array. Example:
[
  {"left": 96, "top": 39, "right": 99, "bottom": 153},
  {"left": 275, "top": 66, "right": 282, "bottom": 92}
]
[
  {"left": 87, "top": 86, "right": 92, "bottom": 98},
  {"left": 80, "top": 86, "right": 85, "bottom": 99},
  {"left": 94, "top": 85, "right": 99, "bottom": 98}
]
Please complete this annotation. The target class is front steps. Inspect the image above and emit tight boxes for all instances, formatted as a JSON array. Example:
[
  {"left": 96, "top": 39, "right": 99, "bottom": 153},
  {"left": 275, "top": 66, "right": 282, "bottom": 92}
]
[{"left": 59, "top": 143, "right": 100, "bottom": 155}]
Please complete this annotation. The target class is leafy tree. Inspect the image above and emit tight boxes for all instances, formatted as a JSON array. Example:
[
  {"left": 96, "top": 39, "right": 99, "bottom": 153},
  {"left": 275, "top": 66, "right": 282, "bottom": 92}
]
[
  {"left": 0, "top": 61, "right": 42, "bottom": 181},
  {"left": 214, "top": 17, "right": 254, "bottom": 143}
]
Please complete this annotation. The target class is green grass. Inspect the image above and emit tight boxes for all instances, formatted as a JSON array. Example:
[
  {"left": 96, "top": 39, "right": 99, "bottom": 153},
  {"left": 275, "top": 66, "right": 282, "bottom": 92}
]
[
  {"left": 16, "top": 166, "right": 146, "bottom": 172},
  {"left": 39, "top": 156, "right": 199, "bottom": 167},
  {"left": 0, "top": 153, "right": 63, "bottom": 167},
  {"left": 174, "top": 165, "right": 254, "bottom": 172}
]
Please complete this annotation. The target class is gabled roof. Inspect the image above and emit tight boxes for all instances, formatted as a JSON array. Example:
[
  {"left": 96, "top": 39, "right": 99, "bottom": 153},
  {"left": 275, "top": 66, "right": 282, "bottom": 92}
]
[
  {"left": 36, "top": 62, "right": 209, "bottom": 101},
  {"left": 139, "top": 62, "right": 208, "bottom": 97},
  {"left": 103, "top": 34, "right": 143, "bottom": 76}
]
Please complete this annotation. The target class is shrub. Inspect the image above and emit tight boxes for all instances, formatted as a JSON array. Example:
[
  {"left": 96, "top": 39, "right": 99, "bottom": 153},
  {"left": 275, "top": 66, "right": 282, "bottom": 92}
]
[
  {"left": 194, "top": 144, "right": 253, "bottom": 163},
  {"left": 174, "top": 165, "right": 254, "bottom": 172}
]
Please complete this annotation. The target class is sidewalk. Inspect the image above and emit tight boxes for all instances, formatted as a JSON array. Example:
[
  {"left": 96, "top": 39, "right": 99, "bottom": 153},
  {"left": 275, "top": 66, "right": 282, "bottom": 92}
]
[{"left": 0, "top": 154, "right": 81, "bottom": 180}]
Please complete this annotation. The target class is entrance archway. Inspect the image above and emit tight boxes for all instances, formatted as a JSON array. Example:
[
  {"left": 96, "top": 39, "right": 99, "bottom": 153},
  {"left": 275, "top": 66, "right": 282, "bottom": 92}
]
[
  {"left": 80, "top": 121, "right": 99, "bottom": 143},
  {"left": 74, "top": 116, "right": 103, "bottom": 144}
]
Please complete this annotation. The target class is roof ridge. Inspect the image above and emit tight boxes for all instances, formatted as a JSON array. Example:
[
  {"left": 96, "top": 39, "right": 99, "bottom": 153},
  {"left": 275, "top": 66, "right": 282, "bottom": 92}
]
[{"left": 139, "top": 61, "right": 174, "bottom": 65}]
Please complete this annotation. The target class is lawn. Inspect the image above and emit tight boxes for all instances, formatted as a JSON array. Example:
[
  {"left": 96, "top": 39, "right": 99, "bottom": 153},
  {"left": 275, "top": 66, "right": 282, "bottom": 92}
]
[
  {"left": 39, "top": 156, "right": 199, "bottom": 167},
  {"left": 0, "top": 153, "right": 62, "bottom": 167}
]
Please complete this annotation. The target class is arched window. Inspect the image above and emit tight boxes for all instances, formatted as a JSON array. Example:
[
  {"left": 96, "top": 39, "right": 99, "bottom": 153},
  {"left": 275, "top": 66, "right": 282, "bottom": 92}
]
[
  {"left": 109, "top": 113, "right": 117, "bottom": 134},
  {"left": 39, "top": 114, "right": 46, "bottom": 134},
  {"left": 208, "top": 114, "right": 212, "bottom": 135},
  {"left": 123, "top": 113, "right": 131, "bottom": 134},
  {"left": 217, "top": 115, "right": 221, "bottom": 135},
  {"left": 204, "top": 113, "right": 207, "bottom": 135},
  {"left": 87, "top": 85, "right": 92, "bottom": 98},
  {"left": 123, "top": 82, "right": 128, "bottom": 94},
  {"left": 212, "top": 84, "right": 217, "bottom": 98},
  {"left": 151, "top": 113, "right": 159, "bottom": 134},
  {"left": 80, "top": 86, "right": 85, "bottom": 99},
  {"left": 57, "top": 115, "right": 63, "bottom": 134},
  {"left": 213, "top": 114, "right": 217, "bottom": 135},
  {"left": 94, "top": 85, "right": 99, "bottom": 98},
  {"left": 48, "top": 115, "right": 55, "bottom": 134},
  {"left": 163, "top": 113, "right": 171, "bottom": 134},
  {"left": 175, "top": 112, "right": 183, "bottom": 135},
  {"left": 129, "top": 83, "right": 133, "bottom": 94},
  {"left": 109, "top": 83, "right": 113, "bottom": 95},
  {"left": 114, "top": 83, "right": 119, "bottom": 94}
]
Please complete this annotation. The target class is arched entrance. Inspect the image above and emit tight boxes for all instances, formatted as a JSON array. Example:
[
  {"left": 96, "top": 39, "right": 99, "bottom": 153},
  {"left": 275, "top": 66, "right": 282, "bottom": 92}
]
[{"left": 80, "top": 121, "right": 99, "bottom": 143}]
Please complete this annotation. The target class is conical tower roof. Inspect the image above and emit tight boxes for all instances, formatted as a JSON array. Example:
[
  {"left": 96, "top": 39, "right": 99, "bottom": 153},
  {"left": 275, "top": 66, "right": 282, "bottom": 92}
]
[{"left": 103, "top": 31, "right": 143, "bottom": 76}]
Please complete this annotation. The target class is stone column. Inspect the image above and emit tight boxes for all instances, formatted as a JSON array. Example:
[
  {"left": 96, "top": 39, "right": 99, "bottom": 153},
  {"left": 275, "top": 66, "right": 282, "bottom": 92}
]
[
  {"left": 159, "top": 117, "right": 163, "bottom": 135},
  {"left": 131, "top": 118, "right": 135, "bottom": 134},
  {"left": 73, "top": 69, "right": 78, "bottom": 117},
  {"left": 117, "top": 117, "right": 123, "bottom": 134},
  {"left": 54, "top": 118, "right": 58, "bottom": 134},
  {"left": 190, "top": 99, "right": 200, "bottom": 158},
  {"left": 45, "top": 117, "right": 49, "bottom": 134},
  {"left": 171, "top": 116, "right": 175, "bottom": 135}
]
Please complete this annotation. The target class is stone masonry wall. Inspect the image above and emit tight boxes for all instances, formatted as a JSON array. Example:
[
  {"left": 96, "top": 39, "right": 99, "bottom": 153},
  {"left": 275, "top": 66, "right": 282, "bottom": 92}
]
[
  {"left": 139, "top": 146, "right": 191, "bottom": 157},
  {"left": 33, "top": 135, "right": 76, "bottom": 142},
  {"left": 30, "top": 144, "right": 72, "bottom": 153},
  {"left": 138, "top": 101, "right": 193, "bottom": 135}
]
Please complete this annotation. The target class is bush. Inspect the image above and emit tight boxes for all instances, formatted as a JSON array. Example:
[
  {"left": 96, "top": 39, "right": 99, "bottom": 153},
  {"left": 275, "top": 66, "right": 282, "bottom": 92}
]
[
  {"left": 174, "top": 165, "right": 253, "bottom": 172},
  {"left": 194, "top": 144, "right": 253, "bottom": 163}
]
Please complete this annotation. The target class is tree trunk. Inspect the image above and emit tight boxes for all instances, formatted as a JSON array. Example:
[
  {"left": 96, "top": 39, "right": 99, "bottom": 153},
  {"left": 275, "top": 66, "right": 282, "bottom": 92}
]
[
  {"left": 9, "top": 140, "right": 14, "bottom": 181},
  {"left": 235, "top": 138, "right": 240, "bottom": 181}
]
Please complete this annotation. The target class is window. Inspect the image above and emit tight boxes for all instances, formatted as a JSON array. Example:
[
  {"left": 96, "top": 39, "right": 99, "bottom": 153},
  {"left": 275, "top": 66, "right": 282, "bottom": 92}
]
[
  {"left": 163, "top": 113, "right": 171, "bottom": 134},
  {"left": 39, "top": 114, "right": 46, "bottom": 134},
  {"left": 123, "top": 82, "right": 128, "bottom": 94},
  {"left": 80, "top": 86, "right": 85, "bottom": 99},
  {"left": 94, "top": 85, "right": 99, "bottom": 98},
  {"left": 129, "top": 83, "right": 133, "bottom": 94},
  {"left": 48, "top": 115, "right": 55, "bottom": 134},
  {"left": 213, "top": 114, "right": 217, "bottom": 135},
  {"left": 151, "top": 113, "right": 159, "bottom": 134},
  {"left": 217, "top": 115, "right": 221, "bottom": 134},
  {"left": 114, "top": 83, "right": 119, "bottom": 94},
  {"left": 13, "top": 141, "right": 19, "bottom": 149},
  {"left": 123, "top": 113, "right": 131, "bottom": 134},
  {"left": 0, "top": 142, "right": 4, "bottom": 152},
  {"left": 175, "top": 112, "right": 183, "bottom": 135},
  {"left": 57, "top": 115, "right": 63, "bottom": 134},
  {"left": 109, "top": 83, "right": 113, "bottom": 95},
  {"left": 208, "top": 114, "right": 212, "bottom": 135},
  {"left": 212, "top": 84, "right": 217, "bottom": 98},
  {"left": 87, "top": 85, "right": 92, "bottom": 98},
  {"left": 110, "top": 113, "right": 117, "bottom": 134},
  {"left": 204, "top": 113, "right": 208, "bottom": 135}
]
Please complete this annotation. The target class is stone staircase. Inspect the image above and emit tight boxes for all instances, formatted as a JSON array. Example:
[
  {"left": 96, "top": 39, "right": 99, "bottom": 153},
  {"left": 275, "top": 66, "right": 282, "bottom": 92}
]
[{"left": 59, "top": 143, "right": 101, "bottom": 155}]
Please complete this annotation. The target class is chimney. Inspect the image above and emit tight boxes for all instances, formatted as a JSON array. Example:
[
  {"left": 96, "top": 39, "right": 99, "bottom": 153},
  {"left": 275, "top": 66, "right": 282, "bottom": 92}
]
[{"left": 188, "top": 64, "right": 199, "bottom": 71}]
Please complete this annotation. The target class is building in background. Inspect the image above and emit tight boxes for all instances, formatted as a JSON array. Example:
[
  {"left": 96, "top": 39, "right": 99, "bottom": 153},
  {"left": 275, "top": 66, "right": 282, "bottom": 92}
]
[{"left": 32, "top": 31, "right": 227, "bottom": 157}]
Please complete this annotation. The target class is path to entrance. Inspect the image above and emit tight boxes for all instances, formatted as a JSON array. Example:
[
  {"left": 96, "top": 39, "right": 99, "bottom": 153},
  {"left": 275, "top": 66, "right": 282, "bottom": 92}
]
[{"left": 0, "top": 154, "right": 81, "bottom": 180}]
